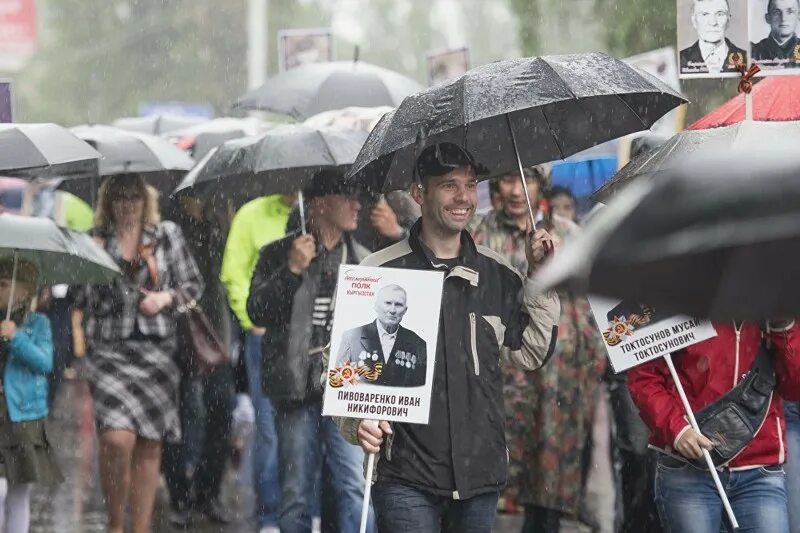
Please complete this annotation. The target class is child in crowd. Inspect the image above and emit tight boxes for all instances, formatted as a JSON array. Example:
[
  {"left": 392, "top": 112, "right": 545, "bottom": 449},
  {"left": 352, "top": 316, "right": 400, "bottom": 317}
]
[{"left": 0, "top": 256, "right": 61, "bottom": 533}]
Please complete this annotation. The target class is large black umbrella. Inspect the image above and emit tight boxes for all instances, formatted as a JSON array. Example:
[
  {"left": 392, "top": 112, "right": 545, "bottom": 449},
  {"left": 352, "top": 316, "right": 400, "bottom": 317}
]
[
  {"left": 57, "top": 125, "right": 195, "bottom": 203},
  {"left": 534, "top": 145, "right": 800, "bottom": 321},
  {"left": 346, "top": 53, "right": 685, "bottom": 199},
  {"left": 232, "top": 60, "right": 423, "bottom": 119},
  {"left": 592, "top": 121, "right": 800, "bottom": 202},
  {"left": 0, "top": 123, "right": 100, "bottom": 179},
  {"left": 172, "top": 124, "right": 368, "bottom": 216}
]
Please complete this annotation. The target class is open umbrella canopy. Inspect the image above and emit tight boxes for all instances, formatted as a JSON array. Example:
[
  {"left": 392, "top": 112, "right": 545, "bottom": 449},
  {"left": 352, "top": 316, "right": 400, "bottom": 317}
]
[
  {"left": 0, "top": 123, "right": 101, "bottom": 179},
  {"left": 113, "top": 114, "right": 208, "bottom": 135},
  {"left": 232, "top": 60, "right": 423, "bottom": 119},
  {"left": 0, "top": 214, "right": 120, "bottom": 285},
  {"left": 172, "top": 124, "right": 367, "bottom": 208},
  {"left": 304, "top": 106, "right": 393, "bottom": 133},
  {"left": 346, "top": 52, "right": 686, "bottom": 193},
  {"left": 592, "top": 120, "right": 800, "bottom": 202},
  {"left": 56, "top": 125, "right": 195, "bottom": 203},
  {"left": 689, "top": 76, "right": 800, "bottom": 129},
  {"left": 534, "top": 145, "right": 800, "bottom": 321},
  {"left": 165, "top": 117, "right": 274, "bottom": 160}
]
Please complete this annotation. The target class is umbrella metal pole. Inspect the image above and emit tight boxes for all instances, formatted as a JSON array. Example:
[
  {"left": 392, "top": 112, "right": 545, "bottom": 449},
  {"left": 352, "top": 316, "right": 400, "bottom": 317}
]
[
  {"left": 4, "top": 251, "right": 18, "bottom": 322},
  {"left": 505, "top": 114, "right": 537, "bottom": 231},
  {"left": 663, "top": 353, "right": 740, "bottom": 529},
  {"left": 298, "top": 190, "right": 307, "bottom": 235},
  {"left": 360, "top": 452, "right": 375, "bottom": 533}
]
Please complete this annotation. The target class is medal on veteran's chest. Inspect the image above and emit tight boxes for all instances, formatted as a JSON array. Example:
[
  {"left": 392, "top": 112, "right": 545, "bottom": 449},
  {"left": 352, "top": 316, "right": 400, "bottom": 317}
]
[{"left": 394, "top": 350, "right": 416, "bottom": 369}]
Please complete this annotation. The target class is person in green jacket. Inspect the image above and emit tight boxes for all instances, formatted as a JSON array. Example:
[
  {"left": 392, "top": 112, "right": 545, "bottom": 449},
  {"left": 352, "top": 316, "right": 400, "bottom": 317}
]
[{"left": 219, "top": 193, "right": 293, "bottom": 533}]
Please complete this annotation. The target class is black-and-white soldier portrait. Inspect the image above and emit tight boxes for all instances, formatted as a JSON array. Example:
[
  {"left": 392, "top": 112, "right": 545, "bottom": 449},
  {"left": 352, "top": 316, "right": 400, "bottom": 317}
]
[
  {"left": 336, "top": 284, "right": 428, "bottom": 387},
  {"left": 679, "top": 0, "right": 748, "bottom": 75},
  {"left": 751, "top": 0, "right": 800, "bottom": 68}
]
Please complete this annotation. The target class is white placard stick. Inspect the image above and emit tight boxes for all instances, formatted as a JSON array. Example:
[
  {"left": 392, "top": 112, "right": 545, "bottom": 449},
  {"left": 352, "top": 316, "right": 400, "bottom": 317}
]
[
  {"left": 359, "top": 452, "right": 376, "bottom": 533},
  {"left": 663, "top": 353, "right": 739, "bottom": 529}
]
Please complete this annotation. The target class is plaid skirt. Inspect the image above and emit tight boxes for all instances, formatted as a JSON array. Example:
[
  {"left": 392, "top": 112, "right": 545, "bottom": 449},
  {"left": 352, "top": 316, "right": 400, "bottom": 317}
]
[{"left": 86, "top": 337, "right": 181, "bottom": 443}]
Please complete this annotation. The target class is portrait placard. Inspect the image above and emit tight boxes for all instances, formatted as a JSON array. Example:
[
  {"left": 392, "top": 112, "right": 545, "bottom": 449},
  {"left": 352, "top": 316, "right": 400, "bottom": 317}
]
[
  {"left": 749, "top": 0, "right": 800, "bottom": 73},
  {"left": 426, "top": 47, "right": 470, "bottom": 86},
  {"left": 278, "top": 28, "right": 334, "bottom": 72},
  {"left": 322, "top": 265, "right": 444, "bottom": 425},
  {"left": 589, "top": 295, "right": 717, "bottom": 373},
  {"left": 677, "top": 0, "right": 749, "bottom": 78}
]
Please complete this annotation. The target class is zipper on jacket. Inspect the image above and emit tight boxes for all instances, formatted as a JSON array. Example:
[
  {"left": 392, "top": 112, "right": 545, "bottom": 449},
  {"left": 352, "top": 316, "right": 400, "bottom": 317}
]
[
  {"left": 777, "top": 415, "right": 785, "bottom": 463},
  {"left": 469, "top": 312, "right": 479, "bottom": 376},
  {"left": 733, "top": 321, "right": 743, "bottom": 387}
]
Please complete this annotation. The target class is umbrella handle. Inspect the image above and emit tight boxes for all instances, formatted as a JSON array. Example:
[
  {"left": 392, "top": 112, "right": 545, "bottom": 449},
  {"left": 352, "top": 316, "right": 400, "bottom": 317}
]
[
  {"left": 298, "top": 190, "right": 307, "bottom": 235},
  {"left": 5, "top": 251, "right": 18, "bottom": 322},
  {"left": 505, "top": 114, "right": 538, "bottom": 232}
]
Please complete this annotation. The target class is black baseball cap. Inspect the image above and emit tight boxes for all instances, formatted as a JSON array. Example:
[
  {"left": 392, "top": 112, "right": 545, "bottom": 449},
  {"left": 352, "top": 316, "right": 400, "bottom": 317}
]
[
  {"left": 415, "top": 143, "right": 487, "bottom": 181},
  {"left": 302, "top": 168, "right": 361, "bottom": 200}
]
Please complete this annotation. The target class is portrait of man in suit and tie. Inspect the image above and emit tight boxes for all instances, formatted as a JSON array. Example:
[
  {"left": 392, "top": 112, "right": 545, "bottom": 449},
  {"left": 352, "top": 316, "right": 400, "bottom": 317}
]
[
  {"left": 679, "top": 0, "right": 748, "bottom": 75},
  {"left": 336, "top": 284, "right": 428, "bottom": 388}
]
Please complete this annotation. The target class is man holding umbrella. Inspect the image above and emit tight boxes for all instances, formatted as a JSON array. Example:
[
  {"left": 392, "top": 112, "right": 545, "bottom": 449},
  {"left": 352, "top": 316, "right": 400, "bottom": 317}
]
[
  {"left": 346, "top": 143, "right": 560, "bottom": 532},
  {"left": 246, "top": 170, "right": 375, "bottom": 533}
]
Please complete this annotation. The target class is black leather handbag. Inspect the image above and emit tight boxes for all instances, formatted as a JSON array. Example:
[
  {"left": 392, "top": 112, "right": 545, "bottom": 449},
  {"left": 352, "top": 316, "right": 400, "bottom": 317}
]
[{"left": 689, "top": 340, "right": 776, "bottom": 469}]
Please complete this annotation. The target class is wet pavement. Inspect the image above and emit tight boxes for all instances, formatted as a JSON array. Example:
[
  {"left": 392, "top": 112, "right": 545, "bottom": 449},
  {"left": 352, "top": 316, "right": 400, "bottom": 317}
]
[
  {"left": 31, "top": 379, "right": 255, "bottom": 533},
  {"left": 31, "top": 379, "right": 614, "bottom": 533}
]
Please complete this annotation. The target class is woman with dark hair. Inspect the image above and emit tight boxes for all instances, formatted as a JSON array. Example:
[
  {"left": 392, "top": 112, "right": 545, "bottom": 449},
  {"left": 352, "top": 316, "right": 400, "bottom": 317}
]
[{"left": 73, "top": 175, "right": 203, "bottom": 533}]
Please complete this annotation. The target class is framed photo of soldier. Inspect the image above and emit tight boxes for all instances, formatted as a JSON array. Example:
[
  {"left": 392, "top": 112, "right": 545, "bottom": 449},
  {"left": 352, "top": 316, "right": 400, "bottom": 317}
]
[
  {"left": 322, "top": 265, "right": 444, "bottom": 425},
  {"left": 426, "top": 47, "right": 470, "bottom": 86},
  {"left": 278, "top": 28, "right": 334, "bottom": 72},
  {"left": 749, "top": 0, "right": 800, "bottom": 72},
  {"left": 677, "top": 0, "right": 749, "bottom": 77}
]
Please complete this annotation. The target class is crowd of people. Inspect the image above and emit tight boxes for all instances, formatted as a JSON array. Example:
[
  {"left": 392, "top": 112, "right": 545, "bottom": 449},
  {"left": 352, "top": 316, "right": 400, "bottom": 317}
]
[{"left": 1, "top": 136, "right": 800, "bottom": 533}]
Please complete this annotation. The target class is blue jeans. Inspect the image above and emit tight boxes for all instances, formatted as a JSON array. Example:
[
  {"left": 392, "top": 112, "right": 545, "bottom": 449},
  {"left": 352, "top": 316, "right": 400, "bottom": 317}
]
[
  {"left": 655, "top": 455, "right": 789, "bottom": 533},
  {"left": 245, "top": 332, "right": 281, "bottom": 528},
  {"left": 372, "top": 482, "right": 499, "bottom": 533},
  {"left": 785, "top": 401, "right": 800, "bottom": 533},
  {"left": 273, "top": 399, "right": 375, "bottom": 533}
]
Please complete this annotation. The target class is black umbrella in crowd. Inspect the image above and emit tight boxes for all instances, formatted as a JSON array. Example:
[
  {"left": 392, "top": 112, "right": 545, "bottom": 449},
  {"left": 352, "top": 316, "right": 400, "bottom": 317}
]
[
  {"left": 232, "top": 60, "right": 424, "bottom": 119},
  {"left": 173, "top": 124, "right": 368, "bottom": 227},
  {"left": 592, "top": 121, "right": 800, "bottom": 202},
  {"left": 0, "top": 123, "right": 100, "bottom": 179},
  {"left": 346, "top": 52, "right": 686, "bottom": 226},
  {"left": 534, "top": 144, "right": 800, "bottom": 321},
  {"left": 57, "top": 125, "right": 195, "bottom": 204}
]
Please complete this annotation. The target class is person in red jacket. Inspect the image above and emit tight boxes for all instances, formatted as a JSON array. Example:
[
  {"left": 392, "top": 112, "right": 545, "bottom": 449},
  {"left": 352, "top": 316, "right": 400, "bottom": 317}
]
[{"left": 628, "top": 321, "right": 800, "bottom": 533}]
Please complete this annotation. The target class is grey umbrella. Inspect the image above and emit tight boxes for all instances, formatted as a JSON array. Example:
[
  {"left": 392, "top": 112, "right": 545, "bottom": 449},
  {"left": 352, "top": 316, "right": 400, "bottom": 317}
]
[
  {"left": 0, "top": 123, "right": 100, "bottom": 179},
  {"left": 345, "top": 53, "right": 686, "bottom": 203},
  {"left": 592, "top": 121, "right": 800, "bottom": 202},
  {"left": 173, "top": 124, "right": 368, "bottom": 213},
  {"left": 232, "top": 60, "right": 423, "bottom": 119},
  {"left": 112, "top": 114, "right": 207, "bottom": 135},
  {"left": 56, "top": 125, "right": 195, "bottom": 204},
  {"left": 0, "top": 214, "right": 120, "bottom": 319},
  {"left": 534, "top": 144, "right": 800, "bottom": 321}
]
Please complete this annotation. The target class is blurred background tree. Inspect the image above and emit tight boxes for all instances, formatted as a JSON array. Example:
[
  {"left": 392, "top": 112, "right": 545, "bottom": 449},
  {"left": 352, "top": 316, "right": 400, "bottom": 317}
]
[{"left": 10, "top": 0, "right": 734, "bottom": 126}]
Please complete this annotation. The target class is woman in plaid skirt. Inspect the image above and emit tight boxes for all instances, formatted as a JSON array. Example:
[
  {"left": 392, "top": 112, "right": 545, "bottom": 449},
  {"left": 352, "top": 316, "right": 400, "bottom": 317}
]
[{"left": 73, "top": 175, "right": 203, "bottom": 533}]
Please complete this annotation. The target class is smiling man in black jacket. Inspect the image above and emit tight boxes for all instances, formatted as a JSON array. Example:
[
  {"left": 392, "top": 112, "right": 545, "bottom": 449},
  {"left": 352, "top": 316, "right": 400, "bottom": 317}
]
[{"left": 334, "top": 143, "right": 560, "bottom": 533}]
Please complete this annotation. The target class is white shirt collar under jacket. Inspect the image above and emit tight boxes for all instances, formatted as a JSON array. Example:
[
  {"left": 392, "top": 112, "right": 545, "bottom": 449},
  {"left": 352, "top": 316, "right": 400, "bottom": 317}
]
[{"left": 376, "top": 319, "right": 399, "bottom": 363}]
